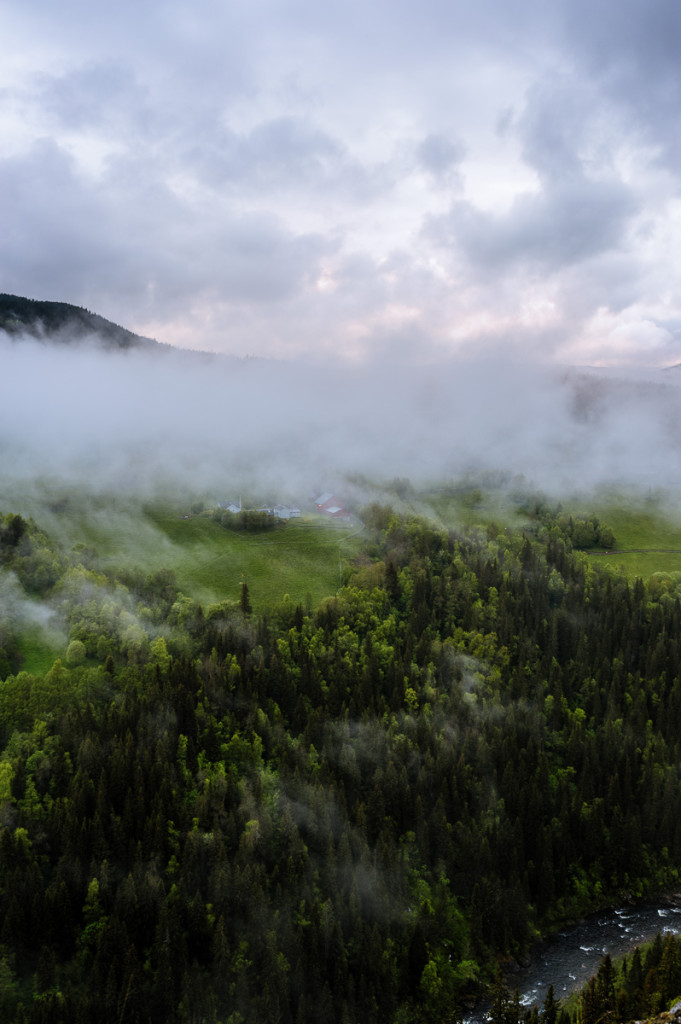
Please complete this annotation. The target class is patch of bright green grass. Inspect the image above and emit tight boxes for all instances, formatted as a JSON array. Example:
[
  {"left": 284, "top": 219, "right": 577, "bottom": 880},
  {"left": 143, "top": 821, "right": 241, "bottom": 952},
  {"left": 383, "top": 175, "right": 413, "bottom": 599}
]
[
  {"left": 17, "top": 624, "right": 64, "bottom": 676},
  {"left": 575, "top": 494, "right": 681, "bottom": 581},
  {"left": 58, "top": 501, "right": 365, "bottom": 610},
  {"left": 584, "top": 497, "right": 681, "bottom": 549},
  {"left": 587, "top": 549, "right": 681, "bottom": 581},
  {"left": 147, "top": 511, "right": 365, "bottom": 608}
]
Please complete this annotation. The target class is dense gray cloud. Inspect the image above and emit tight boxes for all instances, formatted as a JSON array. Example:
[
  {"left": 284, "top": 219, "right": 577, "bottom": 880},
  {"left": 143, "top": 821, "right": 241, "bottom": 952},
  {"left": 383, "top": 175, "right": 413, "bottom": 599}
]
[
  {"left": 428, "top": 175, "right": 637, "bottom": 273},
  {"left": 38, "top": 61, "right": 149, "bottom": 132},
  {"left": 183, "top": 116, "right": 387, "bottom": 201},
  {"left": 560, "top": 0, "right": 681, "bottom": 169},
  {"left": 416, "top": 134, "right": 466, "bottom": 183},
  {"left": 0, "top": 0, "right": 680, "bottom": 364},
  {"left": 0, "top": 138, "right": 331, "bottom": 319}
]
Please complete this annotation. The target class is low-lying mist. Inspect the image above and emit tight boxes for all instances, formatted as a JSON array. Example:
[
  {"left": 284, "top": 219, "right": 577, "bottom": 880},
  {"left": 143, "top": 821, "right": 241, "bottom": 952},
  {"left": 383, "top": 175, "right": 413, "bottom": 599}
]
[{"left": 3, "top": 334, "right": 681, "bottom": 511}]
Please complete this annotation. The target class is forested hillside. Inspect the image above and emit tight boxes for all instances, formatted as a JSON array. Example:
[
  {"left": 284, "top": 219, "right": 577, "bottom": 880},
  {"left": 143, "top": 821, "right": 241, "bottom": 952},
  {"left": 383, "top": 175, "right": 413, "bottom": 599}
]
[
  {"left": 0, "top": 294, "right": 158, "bottom": 349},
  {"left": 1, "top": 502, "right": 681, "bottom": 1022}
]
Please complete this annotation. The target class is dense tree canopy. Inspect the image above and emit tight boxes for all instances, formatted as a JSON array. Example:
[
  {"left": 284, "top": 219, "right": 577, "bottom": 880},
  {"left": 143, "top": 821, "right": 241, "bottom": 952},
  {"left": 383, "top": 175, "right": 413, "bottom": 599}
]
[{"left": 0, "top": 502, "right": 679, "bottom": 1021}]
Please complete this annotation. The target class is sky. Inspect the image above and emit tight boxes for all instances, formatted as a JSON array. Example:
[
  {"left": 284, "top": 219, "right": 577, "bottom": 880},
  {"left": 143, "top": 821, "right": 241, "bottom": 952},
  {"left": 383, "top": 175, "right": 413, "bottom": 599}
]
[{"left": 1, "top": 0, "right": 680, "bottom": 365}]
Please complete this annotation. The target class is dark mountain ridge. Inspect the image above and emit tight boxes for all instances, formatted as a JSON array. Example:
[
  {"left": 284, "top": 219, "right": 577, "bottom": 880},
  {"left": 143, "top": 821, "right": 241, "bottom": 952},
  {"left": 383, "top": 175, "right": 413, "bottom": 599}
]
[{"left": 0, "top": 293, "right": 160, "bottom": 350}]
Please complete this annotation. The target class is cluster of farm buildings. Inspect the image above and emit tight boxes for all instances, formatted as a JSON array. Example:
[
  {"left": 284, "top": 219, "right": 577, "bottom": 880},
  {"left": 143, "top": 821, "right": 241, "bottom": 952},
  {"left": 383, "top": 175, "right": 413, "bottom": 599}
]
[{"left": 218, "top": 493, "right": 350, "bottom": 521}]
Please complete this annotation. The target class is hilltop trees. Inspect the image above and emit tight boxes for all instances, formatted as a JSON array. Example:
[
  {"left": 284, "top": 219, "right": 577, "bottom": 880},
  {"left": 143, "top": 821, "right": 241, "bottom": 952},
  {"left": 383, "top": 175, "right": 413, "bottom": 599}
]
[{"left": 217, "top": 508, "right": 284, "bottom": 532}]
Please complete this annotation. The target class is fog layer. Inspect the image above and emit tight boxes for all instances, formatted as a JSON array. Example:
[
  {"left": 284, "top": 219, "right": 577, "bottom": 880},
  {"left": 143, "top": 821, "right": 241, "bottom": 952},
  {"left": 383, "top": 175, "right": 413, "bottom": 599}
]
[{"left": 3, "top": 337, "right": 681, "bottom": 501}]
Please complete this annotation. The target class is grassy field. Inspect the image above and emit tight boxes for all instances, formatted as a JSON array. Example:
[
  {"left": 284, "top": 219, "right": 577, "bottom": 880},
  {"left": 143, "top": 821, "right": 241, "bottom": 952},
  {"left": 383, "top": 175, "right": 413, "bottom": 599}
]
[
  {"left": 17, "top": 622, "right": 68, "bottom": 676},
  {"left": 421, "top": 485, "right": 681, "bottom": 582},
  {"left": 576, "top": 494, "right": 681, "bottom": 581},
  {"left": 56, "top": 500, "right": 366, "bottom": 611},
  {"left": 146, "top": 508, "right": 366, "bottom": 608}
]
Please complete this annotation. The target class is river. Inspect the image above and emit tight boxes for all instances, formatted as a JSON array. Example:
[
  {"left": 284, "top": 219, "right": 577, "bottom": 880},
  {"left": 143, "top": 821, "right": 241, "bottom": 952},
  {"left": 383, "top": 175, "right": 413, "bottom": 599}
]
[{"left": 468, "top": 899, "right": 681, "bottom": 1021}]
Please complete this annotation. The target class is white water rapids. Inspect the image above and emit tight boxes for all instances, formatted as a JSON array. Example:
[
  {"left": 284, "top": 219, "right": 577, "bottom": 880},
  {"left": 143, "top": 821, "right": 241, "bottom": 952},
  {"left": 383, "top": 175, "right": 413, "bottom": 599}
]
[{"left": 468, "top": 900, "right": 681, "bottom": 1021}]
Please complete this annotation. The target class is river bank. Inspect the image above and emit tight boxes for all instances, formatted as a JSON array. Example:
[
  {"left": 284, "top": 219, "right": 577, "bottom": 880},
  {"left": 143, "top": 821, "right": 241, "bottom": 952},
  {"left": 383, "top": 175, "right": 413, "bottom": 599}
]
[{"left": 467, "top": 898, "right": 681, "bottom": 1022}]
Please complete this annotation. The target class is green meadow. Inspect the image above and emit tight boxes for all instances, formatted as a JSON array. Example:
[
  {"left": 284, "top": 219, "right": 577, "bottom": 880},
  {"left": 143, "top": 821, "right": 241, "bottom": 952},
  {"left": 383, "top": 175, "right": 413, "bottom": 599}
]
[
  {"left": 147, "top": 509, "right": 365, "bottom": 609},
  {"left": 17, "top": 623, "right": 67, "bottom": 676},
  {"left": 57, "top": 500, "right": 366, "bottom": 611},
  {"left": 420, "top": 484, "right": 681, "bottom": 582},
  {"left": 577, "top": 494, "right": 681, "bottom": 581}
]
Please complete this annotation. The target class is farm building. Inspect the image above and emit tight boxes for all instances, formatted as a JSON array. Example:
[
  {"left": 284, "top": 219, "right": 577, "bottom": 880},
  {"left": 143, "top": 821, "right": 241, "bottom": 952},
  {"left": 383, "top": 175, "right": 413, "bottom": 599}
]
[
  {"left": 218, "top": 499, "right": 301, "bottom": 520},
  {"left": 314, "top": 493, "right": 350, "bottom": 519},
  {"left": 273, "top": 505, "right": 301, "bottom": 519}
]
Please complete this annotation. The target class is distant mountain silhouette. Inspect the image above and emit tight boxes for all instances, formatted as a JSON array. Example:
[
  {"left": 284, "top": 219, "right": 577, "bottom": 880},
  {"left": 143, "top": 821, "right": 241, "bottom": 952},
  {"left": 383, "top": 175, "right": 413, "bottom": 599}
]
[{"left": 0, "top": 294, "right": 160, "bottom": 350}]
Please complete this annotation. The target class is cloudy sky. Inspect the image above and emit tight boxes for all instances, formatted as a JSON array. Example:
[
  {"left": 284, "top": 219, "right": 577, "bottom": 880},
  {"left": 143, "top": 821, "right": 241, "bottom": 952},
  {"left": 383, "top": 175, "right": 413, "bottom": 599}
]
[{"left": 1, "top": 0, "right": 680, "bottom": 365}]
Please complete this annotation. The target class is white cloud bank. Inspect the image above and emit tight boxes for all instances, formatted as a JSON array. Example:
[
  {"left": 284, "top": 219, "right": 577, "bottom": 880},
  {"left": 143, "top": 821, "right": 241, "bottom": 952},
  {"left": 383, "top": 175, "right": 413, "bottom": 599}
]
[{"left": 3, "top": 337, "right": 681, "bottom": 501}]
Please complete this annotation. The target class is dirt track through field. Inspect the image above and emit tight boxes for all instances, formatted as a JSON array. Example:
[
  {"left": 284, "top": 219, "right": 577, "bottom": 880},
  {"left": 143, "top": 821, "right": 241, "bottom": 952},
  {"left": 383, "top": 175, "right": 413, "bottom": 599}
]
[{"left": 591, "top": 548, "right": 681, "bottom": 554}]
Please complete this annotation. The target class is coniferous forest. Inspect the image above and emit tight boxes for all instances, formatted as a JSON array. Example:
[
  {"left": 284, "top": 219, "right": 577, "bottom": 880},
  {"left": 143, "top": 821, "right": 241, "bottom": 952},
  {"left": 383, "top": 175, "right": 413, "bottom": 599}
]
[
  {"left": 572, "top": 935, "right": 681, "bottom": 1024},
  {"left": 1, "top": 500, "right": 681, "bottom": 1022}
]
